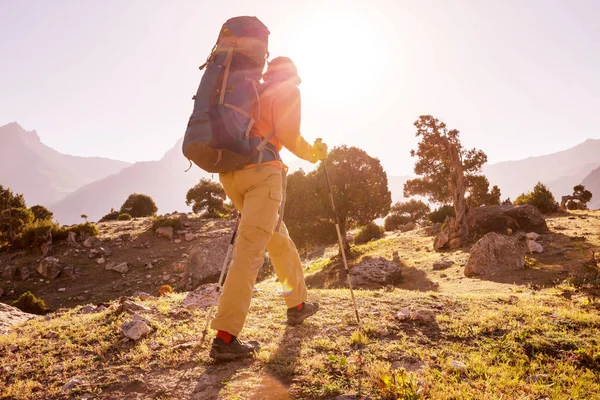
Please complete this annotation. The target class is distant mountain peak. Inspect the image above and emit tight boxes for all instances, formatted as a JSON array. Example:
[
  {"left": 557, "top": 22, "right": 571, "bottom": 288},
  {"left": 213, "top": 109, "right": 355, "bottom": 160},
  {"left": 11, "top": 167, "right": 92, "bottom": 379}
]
[{"left": 0, "top": 122, "right": 41, "bottom": 145}]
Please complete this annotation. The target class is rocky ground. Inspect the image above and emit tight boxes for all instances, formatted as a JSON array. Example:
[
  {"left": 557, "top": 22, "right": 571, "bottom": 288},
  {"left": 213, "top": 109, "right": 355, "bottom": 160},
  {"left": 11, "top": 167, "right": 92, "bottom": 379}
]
[{"left": 0, "top": 210, "right": 599, "bottom": 399}]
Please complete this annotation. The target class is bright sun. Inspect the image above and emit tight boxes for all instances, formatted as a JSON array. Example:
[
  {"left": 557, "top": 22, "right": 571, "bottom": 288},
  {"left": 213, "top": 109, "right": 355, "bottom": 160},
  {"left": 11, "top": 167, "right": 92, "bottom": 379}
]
[{"left": 284, "top": 9, "right": 386, "bottom": 105}]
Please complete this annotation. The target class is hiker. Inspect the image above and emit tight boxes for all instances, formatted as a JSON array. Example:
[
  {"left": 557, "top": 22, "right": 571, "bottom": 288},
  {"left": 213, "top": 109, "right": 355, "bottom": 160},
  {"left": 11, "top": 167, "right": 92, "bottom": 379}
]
[{"left": 209, "top": 57, "right": 328, "bottom": 360}]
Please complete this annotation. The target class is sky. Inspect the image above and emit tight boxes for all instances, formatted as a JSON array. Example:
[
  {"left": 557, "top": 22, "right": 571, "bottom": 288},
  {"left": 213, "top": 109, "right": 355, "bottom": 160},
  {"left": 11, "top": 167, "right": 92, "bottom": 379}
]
[{"left": 1, "top": 0, "right": 599, "bottom": 176}]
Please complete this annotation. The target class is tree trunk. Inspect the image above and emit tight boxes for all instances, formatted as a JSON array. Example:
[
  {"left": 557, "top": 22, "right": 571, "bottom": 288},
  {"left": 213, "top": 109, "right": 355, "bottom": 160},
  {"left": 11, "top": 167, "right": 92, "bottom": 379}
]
[
  {"left": 337, "top": 217, "right": 351, "bottom": 255},
  {"left": 446, "top": 140, "right": 468, "bottom": 240}
]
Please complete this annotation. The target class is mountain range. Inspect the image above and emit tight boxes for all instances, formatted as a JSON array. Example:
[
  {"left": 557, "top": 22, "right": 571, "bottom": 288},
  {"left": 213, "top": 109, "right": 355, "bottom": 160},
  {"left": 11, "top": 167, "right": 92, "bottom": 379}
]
[{"left": 1, "top": 122, "right": 599, "bottom": 224}]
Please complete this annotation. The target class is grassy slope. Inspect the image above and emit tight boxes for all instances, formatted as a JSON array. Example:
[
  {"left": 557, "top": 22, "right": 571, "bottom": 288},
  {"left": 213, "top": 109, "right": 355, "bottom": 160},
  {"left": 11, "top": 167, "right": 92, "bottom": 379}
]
[{"left": 1, "top": 211, "right": 600, "bottom": 399}]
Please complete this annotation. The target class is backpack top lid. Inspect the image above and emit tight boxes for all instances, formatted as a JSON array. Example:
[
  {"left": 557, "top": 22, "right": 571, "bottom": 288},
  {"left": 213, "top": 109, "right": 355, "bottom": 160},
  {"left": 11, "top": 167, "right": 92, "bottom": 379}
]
[{"left": 214, "top": 16, "right": 270, "bottom": 67}]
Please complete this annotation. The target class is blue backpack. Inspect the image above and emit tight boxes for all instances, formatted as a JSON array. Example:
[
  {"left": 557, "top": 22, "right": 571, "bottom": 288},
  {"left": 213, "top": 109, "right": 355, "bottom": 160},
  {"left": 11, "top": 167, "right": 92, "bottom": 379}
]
[{"left": 182, "top": 16, "right": 274, "bottom": 173}]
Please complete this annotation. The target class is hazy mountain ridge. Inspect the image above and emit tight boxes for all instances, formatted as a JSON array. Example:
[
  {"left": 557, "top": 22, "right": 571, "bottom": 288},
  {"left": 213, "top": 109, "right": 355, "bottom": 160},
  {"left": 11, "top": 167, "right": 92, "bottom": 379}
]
[
  {"left": 582, "top": 165, "right": 600, "bottom": 210},
  {"left": 0, "top": 122, "right": 130, "bottom": 206},
  {"left": 483, "top": 138, "right": 600, "bottom": 203},
  {"left": 50, "top": 138, "right": 211, "bottom": 224}
]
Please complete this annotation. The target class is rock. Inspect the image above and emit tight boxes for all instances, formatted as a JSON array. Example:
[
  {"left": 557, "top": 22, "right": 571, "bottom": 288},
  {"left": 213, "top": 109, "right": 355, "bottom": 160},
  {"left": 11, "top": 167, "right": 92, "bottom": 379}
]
[
  {"left": 81, "top": 305, "right": 97, "bottom": 314},
  {"left": 0, "top": 303, "right": 35, "bottom": 334},
  {"left": 349, "top": 257, "right": 402, "bottom": 289},
  {"left": 448, "top": 238, "right": 462, "bottom": 250},
  {"left": 172, "top": 262, "right": 186, "bottom": 273},
  {"left": 183, "top": 283, "right": 219, "bottom": 310},
  {"left": 410, "top": 309, "right": 436, "bottom": 324},
  {"left": 466, "top": 205, "right": 549, "bottom": 238},
  {"left": 2, "top": 265, "right": 16, "bottom": 280},
  {"left": 106, "top": 262, "right": 129, "bottom": 274},
  {"left": 396, "top": 307, "right": 411, "bottom": 321},
  {"left": 185, "top": 233, "right": 195, "bottom": 242},
  {"left": 61, "top": 378, "right": 83, "bottom": 393},
  {"left": 37, "top": 257, "right": 62, "bottom": 279},
  {"left": 162, "top": 274, "right": 171, "bottom": 281},
  {"left": 120, "top": 320, "right": 151, "bottom": 340},
  {"left": 433, "top": 260, "right": 453, "bottom": 271},
  {"left": 88, "top": 249, "right": 99, "bottom": 259},
  {"left": 187, "top": 230, "right": 234, "bottom": 286},
  {"left": 61, "top": 266, "right": 74, "bottom": 278},
  {"left": 527, "top": 239, "right": 544, "bottom": 253},
  {"left": 83, "top": 237, "right": 101, "bottom": 248},
  {"left": 133, "top": 291, "right": 152, "bottom": 301},
  {"left": 433, "top": 229, "right": 450, "bottom": 251},
  {"left": 526, "top": 232, "right": 540, "bottom": 240},
  {"left": 391, "top": 356, "right": 425, "bottom": 372},
  {"left": 98, "top": 247, "right": 112, "bottom": 257},
  {"left": 401, "top": 222, "right": 416, "bottom": 232},
  {"left": 58, "top": 288, "right": 66, "bottom": 292},
  {"left": 464, "top": 232, "right": 526, "bottom": 277},
  {"left": 97, "top": 257, "right": 106, "bottom": 265},
  {"left": 174, "top": 239, "right": 182, "bottom": 244},
  {"left": 156, "top": 227, "right": 174, "bottom": 240},
  {"left": 121, "top": 300, "right": 151, "bottom": 313},
  {"left": 67, "top": 231, "right": 80, "bottom": 248},
  {"left": 449, "top": 360, "right": 467, "bottom": 372}
]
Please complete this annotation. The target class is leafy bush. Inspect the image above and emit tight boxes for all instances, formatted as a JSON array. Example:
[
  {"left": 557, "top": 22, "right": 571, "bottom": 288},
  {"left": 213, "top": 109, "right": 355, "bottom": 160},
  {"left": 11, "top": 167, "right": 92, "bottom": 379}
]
[
  {"left": 100, "top": 208, "right": 120, "bottom": 222},
  {"left": 354, "top": 222, "right": 384, "bottom": 245},
  {"left": 17, "top": 220, "right": 64, "bottom": 249},
  {"left": 117, "top": 213, "right": 132, "bottom": 221},
  {"left": 120, "top": 193, "right": 158, "bottom": 218},
  {"left": 65, "top": 222, "right": 99, "bottom": 238},
  {"left": 0, "top": 207, "right": 35, "bottom": 238},
  {"left": 29, "top": 205, "right": 54, "bottom": 222},
  {"left": 514, "top": 182, "right": 558, "bottom": 214},
  {"left": 428, "top": 205, "right": 455, "bottom": 224},
  {"left": 384, "top": 213, "right": 412, "bottom": 231},
  {"left": 186, "top": 179, "right": 228, "bottom": 218},
  {"left": 12, "top": 291, "right": 48, "bottom": 315},
  {"left": 151, "top": 215, "right": 182, "bottom": 231}
]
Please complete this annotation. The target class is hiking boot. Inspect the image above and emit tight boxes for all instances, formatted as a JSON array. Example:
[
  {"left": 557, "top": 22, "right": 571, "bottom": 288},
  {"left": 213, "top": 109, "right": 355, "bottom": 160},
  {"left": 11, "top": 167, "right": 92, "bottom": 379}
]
[
  {"left": 209, "top": 337, "right": 260, "bottom": 361},
  {"left": 287, "top": 301, "right": 320, "bottom": 326}
]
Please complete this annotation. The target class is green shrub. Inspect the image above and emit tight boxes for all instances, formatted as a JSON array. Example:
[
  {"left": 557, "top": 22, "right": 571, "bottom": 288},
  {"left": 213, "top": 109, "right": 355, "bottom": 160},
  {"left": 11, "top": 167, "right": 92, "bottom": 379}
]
[
  {"left": 384, "top": 214, "right": 411, "bottom": 231},
  {"left": 29, "top": 205, "right": 54, "bottom": 222},
  {"left": 65, "top": 222, "right": 99, "bottom": 237},
  {"left": 428, "top": 204, "right": 455, "bottom": 224},
  {"left": 17, "top": 220, "right": 64, "bottom": 249},
  {"left": 354, "top": 222, "right": 384, "bottom": 245},
  {"left": 120, "top": 193, "right": 158, "bottom": 218},
  {"left": 151, "top": 215, "right": 182, "bottom": 231},
  {"left": 100, "top": 208, "right": 120, "bottom": 222},
  {"left": 514, "top": 182, "right": 558, "bottom": 214},
  {"left": 0, "top": 207, "right": 34, "bottom": 237},
  {"left": 12, "top": 291, "right": 48, "bottom": 315},
  {"left": 117, "top": 213, "right": 132, "bottom": 221}
]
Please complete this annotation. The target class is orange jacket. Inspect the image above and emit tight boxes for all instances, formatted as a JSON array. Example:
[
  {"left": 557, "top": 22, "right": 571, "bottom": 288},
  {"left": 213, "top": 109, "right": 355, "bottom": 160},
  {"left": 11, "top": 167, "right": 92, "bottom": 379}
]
[{"left": 248, "top": 81, "right": 316, "bottom": 168}]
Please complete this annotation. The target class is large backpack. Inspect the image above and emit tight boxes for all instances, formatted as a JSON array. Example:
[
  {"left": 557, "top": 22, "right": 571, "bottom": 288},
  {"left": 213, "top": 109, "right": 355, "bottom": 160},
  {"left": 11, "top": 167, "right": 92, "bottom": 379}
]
[{"left": 182, "top": 16, "right": 272, "bottom": 173}]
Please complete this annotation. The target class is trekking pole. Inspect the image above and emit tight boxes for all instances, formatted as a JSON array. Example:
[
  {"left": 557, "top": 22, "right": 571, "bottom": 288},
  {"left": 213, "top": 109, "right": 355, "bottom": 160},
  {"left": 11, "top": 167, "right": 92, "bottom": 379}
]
[
  {"left": 322, "top": 160, "right": 361, "bottom": 326},
  {"left": 200, "top": 212, "right": 241, "bottom": 343}
]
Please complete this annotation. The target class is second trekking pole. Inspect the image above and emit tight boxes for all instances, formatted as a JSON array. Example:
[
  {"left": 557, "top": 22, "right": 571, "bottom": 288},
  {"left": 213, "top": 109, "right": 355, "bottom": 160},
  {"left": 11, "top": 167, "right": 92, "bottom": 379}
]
[
  {"left": 322, "top": 159, "right": 361, "bottom": 326},
  {"left": 201, "top": 212, "right": 241, "bottom": 343}
]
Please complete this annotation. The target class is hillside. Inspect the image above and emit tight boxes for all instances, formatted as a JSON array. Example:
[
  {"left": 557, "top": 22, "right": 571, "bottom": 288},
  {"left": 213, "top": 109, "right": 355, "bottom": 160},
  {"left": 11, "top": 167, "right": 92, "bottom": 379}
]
[
  {"left": 1, "top": 211, "right": 599, "bottom": 399},
  {"left": 50, "top": 139, "right": 211, "bottom": 224},
  {"left": 0, "top": 122, "right": 130, "bottom": 206},
  {"left": 582, "top": 165, "right": 600, "bottom": 210},
  {"left": 483, "top": 138, "right": 600, "bottom": 201}
]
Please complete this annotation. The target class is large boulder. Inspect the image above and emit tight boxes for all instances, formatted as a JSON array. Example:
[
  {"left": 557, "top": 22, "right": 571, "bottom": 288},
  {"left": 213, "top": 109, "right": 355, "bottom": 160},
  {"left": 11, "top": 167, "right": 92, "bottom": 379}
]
[
  {"left": 186, "top": 237, "right": 230, "bottom": 287},
  {"left": 0, "top": 303, "right": 35, "bottom": 334},
  {"left": 37, "top": 257, "right": 63, "bottom": 279},
  {"left": 349, "top": 257, "right": 402, "bottom": 289},
  {"left": 466, "top": 205, "right": 548, "bottom": 238},
  {"left": 464, "top": 232, "right": 527, "bottom": 277}
]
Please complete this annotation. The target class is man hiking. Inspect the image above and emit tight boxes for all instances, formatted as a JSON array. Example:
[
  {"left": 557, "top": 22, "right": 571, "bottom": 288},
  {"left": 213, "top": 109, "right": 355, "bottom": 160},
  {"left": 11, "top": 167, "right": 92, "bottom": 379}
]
[{"left": 209, "top": 57, "right": 328, "bottom": 361}]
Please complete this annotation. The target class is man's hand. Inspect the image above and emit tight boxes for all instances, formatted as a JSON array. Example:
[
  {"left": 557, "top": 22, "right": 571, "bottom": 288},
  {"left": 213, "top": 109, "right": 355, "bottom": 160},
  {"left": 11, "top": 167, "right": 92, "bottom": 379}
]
[{"left": 311, "top": 138, "right": 328, "bottom": 162}]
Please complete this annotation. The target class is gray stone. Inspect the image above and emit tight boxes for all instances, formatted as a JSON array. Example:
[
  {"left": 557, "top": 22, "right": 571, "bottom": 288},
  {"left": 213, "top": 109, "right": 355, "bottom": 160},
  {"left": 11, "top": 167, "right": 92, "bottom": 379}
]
[
  {"left": 183, "top": 283, "right": 219, "bottom": 310},
  {"left": 156, "top": 226, "right": 174, "bottom": 240},
  {"left": 449, "top": 360, "right": 467, "bottom": 372},
  {"left": 88, "top": 249, "right": 99, "bottom": 259},
  {"left": 61, "top": 378, "right": 83, "bottom": 393},
  {"left": 464, "top": 232, "right": 526, "bottom": 277},
  {"left": 527, "top": 239, "right": 543, "bottom": 253},
  {"left": 466, "top": 205, "right": 549, "bottom": 237},
  {"left": 37, "top": 257, "right": 62, "bottom": 279},
  {"left": 401, "top": 222, "right": 416, "bottom": 232},
  {"left": 0, "top": 303, "right": 35, "bottom": 334},
  {"left": 121, "top": 300, "right": 151, "bottom": 313},
  {"left": 83, "top": 237, "right": 101, "bottom": 248},
  {"left": 396, "top": 307, "right": 411, "bottom": 321},
  {"left": 133, "top": 291, "right": 152, "bottom": 301},
  {"left": 185, "top": 233, "right": 195, "bottom": 242},
  {"left": 526, "top": 232, "right": 540, "bottom": 240},
  {"left": 106, "top": 262, "right": 129, "bottom": 274},
  {"left": 187, "top": 232, "right": 232, "bottom": 286},
  {"left": 349, "top": 257, "right": 402, "bottom": 289},
  {"left": 410, "top": 309, "right": 436, "bottom": 324},
  {"left": 120, "top": 320, "right": 151, "bottom": 340},
  {"left": 61, "top": 266, "right": 74, "bottom": 278},
  {"left": 96, "top": 257, "right": 106, "bottom": 265},
  {"left": 433, "top": 260, "right": 453, "bottom": 271},
  {"left": 67, "top": 231, "right": 80, "bottom": 248},
  {"left": 433, "top": 229, "right": 449, "bottom": 251},
  {"left": 448, "top": 238, "right": 462, "bottom": 250},
  {"left": 98, "top": 247, "right": 112, "bottom": 257}
]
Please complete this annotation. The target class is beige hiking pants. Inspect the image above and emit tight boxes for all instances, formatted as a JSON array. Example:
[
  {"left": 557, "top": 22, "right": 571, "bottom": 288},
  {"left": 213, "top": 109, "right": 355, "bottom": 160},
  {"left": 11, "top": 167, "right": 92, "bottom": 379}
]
[{"left": 210, "top": 165, "right": 308, "bottom": 337}]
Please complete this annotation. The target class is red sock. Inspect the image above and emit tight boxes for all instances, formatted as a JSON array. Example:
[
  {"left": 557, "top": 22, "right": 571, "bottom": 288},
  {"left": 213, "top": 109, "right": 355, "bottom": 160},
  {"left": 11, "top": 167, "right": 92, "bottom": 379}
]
[
  {"left": 296, "top": 302, "right": 304, "bottom": 311},
  {"left": 216, "top": 330, "right": 233, "bottom": 344}
]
